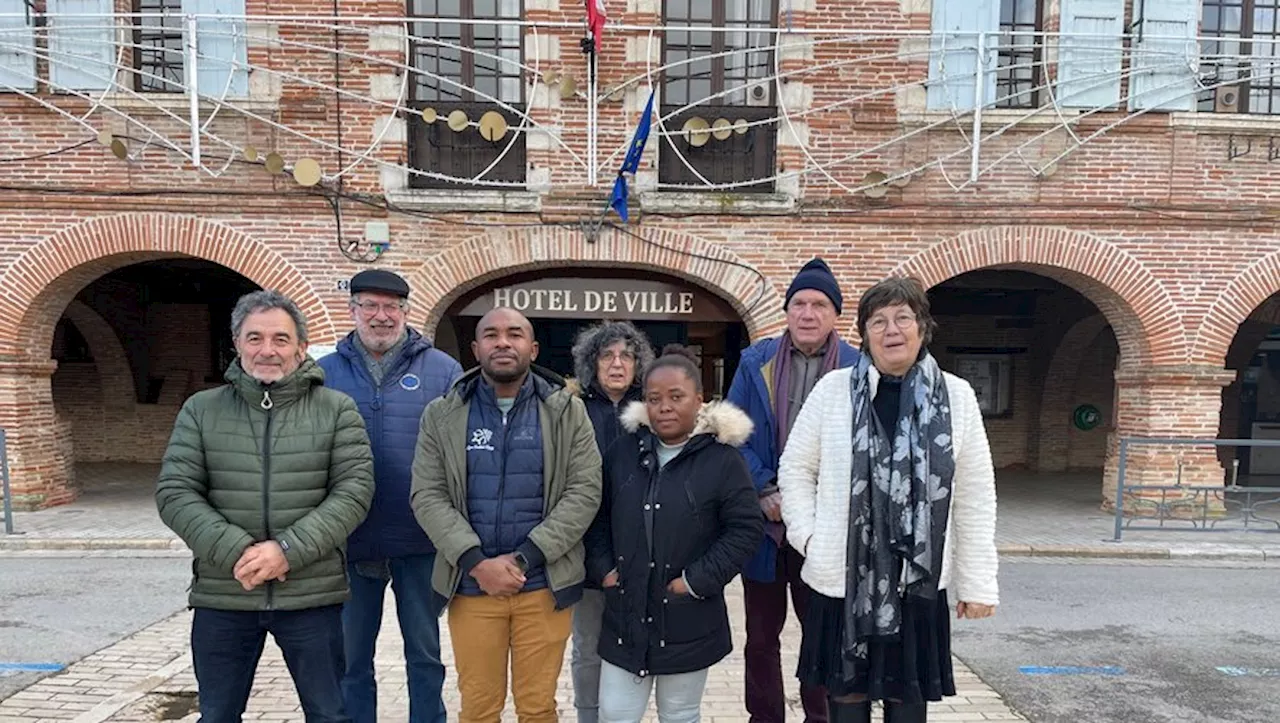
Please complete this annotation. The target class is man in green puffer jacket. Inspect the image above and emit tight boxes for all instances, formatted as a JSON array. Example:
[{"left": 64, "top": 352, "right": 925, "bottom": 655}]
[{"left": 156, "top": 290, "right": 374, "bottom": 723}]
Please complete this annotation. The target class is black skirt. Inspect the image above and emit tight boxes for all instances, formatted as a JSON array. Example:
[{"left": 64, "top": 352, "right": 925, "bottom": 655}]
[{"left": 797, "top": 588, "right": 956, "bottom": 704}]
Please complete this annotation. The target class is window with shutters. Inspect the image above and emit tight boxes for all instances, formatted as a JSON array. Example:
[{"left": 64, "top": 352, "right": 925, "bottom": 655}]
[
  {"left": 0, "top": 0, "right": 36, "bottom": 91},
  {"left": 995, "top": 0, "right": 1043, "bottom": 108},
  {"left": 659, "top": 0, "right": 777, "bottom": 193},
  {"left": 133, "top": 0, "right": 247, "bottom": 96},
  {"left": 1200, "top": 0, "right": 1280, "bottom": 114},
  {"left": 134, "top": 0, "right": 184, "bottom": 92},
  {"left": 406, "top": 0, "right": 526, "bottom": 189}
]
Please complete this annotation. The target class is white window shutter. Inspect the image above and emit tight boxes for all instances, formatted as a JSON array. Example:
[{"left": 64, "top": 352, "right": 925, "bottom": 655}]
[
  {"left": 1057, "top": 0, "right": 1124, "bottom": 108},
  {"left": 927, "top": 0, "right": 1000, "bottom": 111},
  {"left": 181, "top": 0, "right": 248, "bottom": 97},
  {"left": 1128, "top": 0, "right": 1199, "bottom": 111},
  {"left": 0, "top": 0, "right": 35, "bottom": 91},
  {"left": 48, "top": 0, "right": 117, "bottom": 91}
]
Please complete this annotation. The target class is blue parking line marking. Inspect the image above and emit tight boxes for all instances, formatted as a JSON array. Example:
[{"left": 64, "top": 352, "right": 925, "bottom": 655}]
[
  {"left": 1019, "top": 665, "right": 1125, "bottom": 676},
  {"left": 0, "top": 662, "right": 64, "bottom": 672},
  {"left": 1217, "top": 666, "right": 1280, "bottom": 677}
]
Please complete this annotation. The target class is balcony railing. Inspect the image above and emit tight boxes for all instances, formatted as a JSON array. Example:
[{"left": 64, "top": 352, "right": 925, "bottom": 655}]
[{"left": 2, "top": 14, "right": 1280, "bottom": 198}]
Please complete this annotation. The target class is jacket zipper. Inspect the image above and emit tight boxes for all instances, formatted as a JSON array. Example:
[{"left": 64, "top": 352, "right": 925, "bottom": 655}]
[
  {"left": 495, "top": 404, "right": 513, "bottom": 555},
  {"left": 261, "top": 389, "right": 275, "bottom": 610}
]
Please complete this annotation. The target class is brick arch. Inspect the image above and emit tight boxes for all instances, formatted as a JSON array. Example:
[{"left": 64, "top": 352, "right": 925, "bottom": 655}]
[
  {"left": 1197, "top": 255, "right": 1280, "bottom": 365},
  {"left": 1037, "top": 314, "right": 1114, "bottom": 472},
  {"left": 892, "top": 226, "right": 1179, "bottom": 370},
  {"left": 59, "top": 301, "right": 137, "bottom": 411},
  {"left": 0, "top": 214, "right": 335, "bottom": 359},
  {"left": 408, "top": 225, "right": 787, "bottom": 338}
]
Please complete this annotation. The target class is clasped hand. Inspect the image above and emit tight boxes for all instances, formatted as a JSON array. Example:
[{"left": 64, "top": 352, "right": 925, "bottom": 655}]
[
  {"left": 471, "top": 554, "right": 526, "bottom": 597},
  {"left": 232, "top": 541, "right": 290, "bottom": 591}
]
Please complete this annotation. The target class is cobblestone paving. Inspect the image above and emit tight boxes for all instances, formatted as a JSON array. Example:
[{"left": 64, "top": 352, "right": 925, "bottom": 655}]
[{"left": 0, "top": 585, "right": 1027, "bottom": 723}]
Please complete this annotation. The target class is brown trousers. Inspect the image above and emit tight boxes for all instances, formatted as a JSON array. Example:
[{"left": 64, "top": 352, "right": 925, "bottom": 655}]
[{"left": 447, "top": 588, "right": 573, "bottom": 723}]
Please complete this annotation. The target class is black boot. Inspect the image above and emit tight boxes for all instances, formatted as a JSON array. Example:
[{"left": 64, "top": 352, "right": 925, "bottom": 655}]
[
  {"left": 828, "top": 697, "right": 872, "bottom": 723},
  {"left": 883, "top": 701, "right": 928, "bottom": 723}
]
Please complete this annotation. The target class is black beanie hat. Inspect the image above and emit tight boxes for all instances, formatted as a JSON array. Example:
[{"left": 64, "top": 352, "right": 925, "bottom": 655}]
[{"left": 785, "top": 257, "right": 843, "bottom": 314}]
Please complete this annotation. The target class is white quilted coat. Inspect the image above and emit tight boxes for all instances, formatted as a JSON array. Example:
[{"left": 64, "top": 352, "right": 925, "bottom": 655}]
[{"left": 777, "top": 365, "right": 999, "bottom": 606}]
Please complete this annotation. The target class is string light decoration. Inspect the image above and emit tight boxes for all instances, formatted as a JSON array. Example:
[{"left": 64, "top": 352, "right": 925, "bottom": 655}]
[{"left": 0, "top": 12, "right": 1269, "bottom": 199}]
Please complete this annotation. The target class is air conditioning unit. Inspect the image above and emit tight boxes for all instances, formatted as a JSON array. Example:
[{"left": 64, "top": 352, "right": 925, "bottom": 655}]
[
  {"left": 1216, "top": 84, "right": 1242, "bottom": 113},
  {"left": 745, "top": 83, "right": 770, "bottom": 107}
]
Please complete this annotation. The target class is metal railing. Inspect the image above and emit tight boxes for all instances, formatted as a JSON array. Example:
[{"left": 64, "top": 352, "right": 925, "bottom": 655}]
[
  {"left": 1111, "top": 437, "right": 1280, "bottom": 541},
  {"left": 1, "top": 428, "right": 15, "bottom": 535}
]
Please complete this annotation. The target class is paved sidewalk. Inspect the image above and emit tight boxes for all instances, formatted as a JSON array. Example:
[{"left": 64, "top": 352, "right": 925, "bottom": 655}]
[
  {"left": 0, "top": 585, "right": 1027, "bottom": 723},
  {"left": 6, "top": 464, "right": 1280, "bottom": 561}
]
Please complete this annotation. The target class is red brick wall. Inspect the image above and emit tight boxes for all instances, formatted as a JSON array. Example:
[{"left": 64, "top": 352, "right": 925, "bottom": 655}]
[
  {"left": 2, "top": 0, "right": 1279, "bottom": 505},
  {"left": 49, "top": 303, "right": 215, "bottom": 470}
]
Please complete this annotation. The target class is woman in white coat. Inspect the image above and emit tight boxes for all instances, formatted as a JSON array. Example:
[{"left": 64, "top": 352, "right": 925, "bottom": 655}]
[{"left": 777, "top": 277, "right": 998, "bottom": 723}]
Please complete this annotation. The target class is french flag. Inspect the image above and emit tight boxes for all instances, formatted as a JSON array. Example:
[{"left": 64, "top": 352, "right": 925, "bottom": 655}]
[{"left": 587, "top": 0, "right": 606, "bottom": 49}]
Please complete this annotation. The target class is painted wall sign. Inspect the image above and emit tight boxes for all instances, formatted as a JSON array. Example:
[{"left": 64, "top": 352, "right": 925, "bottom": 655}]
[{"left": 455, "top": 277, "right": 738, "bottom": 322}]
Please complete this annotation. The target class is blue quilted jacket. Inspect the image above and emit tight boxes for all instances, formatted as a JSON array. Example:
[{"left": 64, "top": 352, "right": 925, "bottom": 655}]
[{"left": 318, "top": 328, "right": 462, "bottom": 562}]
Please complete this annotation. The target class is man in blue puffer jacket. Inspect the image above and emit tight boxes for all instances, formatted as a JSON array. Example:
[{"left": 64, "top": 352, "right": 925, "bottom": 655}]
[{"left": 317, "top": 269, "right": 462, "bottom": 723}]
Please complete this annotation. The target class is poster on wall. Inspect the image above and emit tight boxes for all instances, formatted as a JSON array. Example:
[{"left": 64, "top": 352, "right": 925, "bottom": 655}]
[{"left": 954, "top": 354, "right": 1012, "bottom": 417}]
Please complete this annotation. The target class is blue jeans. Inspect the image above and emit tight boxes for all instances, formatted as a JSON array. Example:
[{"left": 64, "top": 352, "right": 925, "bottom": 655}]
[
  {"left": 341, "top": 554, "right": 446, "bottom": 723},
  {"left": 191, "top": 605, "right": 347, "bottom": 723},
  {"left": 598, "top": 660, "right": 709, "bottom": 723}
]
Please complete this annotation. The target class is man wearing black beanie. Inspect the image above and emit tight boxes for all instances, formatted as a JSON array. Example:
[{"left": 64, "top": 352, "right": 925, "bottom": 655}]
[{"left": 725, "top": 257, "right": 861, "bottom": 723}]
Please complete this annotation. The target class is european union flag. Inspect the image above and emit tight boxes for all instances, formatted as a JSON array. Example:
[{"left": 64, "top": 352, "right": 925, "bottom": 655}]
[{"left": 609, "top": 89, "right": 655, "bottom": 223}]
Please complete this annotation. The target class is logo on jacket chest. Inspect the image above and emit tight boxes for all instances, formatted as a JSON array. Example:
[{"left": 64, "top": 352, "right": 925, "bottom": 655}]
[
  {"left": 468, "top": 428, "right": 495, "bottom": 451},
  {"left": 399, "top": 373, "right": 421, "bottom": 391}
]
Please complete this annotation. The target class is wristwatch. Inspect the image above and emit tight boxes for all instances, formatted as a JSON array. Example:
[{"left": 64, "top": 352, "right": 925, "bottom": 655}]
[{"left": 513, "top": 551, "right": 530, "bottom": 573}]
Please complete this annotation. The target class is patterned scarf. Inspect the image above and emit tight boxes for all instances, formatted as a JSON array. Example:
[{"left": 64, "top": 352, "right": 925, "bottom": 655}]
[
  {"left": 842, "top": 351, "right": 954, "bottom": 667},
  {"left": 771, "top": 329, "right": 842, "bottom": 454}
]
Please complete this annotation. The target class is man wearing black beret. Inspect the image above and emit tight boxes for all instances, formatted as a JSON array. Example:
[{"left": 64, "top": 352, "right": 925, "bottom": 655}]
[{"left": 318, "top": 268, "right": 463, "bottom": 723}]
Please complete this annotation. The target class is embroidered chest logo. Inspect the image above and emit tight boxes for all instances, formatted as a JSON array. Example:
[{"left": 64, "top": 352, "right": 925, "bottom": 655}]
[
  {"left": 467, "top": 428, "right": 495, "bottom": 451},
  {"left": 399, "top": 373, "right": 421, "bottom": 391}
]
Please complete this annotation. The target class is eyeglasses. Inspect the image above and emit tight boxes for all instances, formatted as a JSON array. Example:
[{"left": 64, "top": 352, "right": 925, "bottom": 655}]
[
  {"left": 599, "top": 350, "right": 636, "bottom": 365},
  {"left": 867, "top": 313, "right": 918, "bottom": 334},
  {"left": 353, "top": 300, "right": 406, "bottom": 316}
]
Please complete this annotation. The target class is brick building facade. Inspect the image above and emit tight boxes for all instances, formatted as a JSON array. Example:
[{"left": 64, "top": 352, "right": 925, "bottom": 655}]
[{"left": 1, "top": 0, "right": 1278, "bottom": 509}]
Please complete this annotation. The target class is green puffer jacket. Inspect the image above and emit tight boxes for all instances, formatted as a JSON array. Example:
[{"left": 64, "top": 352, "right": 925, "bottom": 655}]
[{"left": 156, "top": 358, "right": 374, "bottom": 612}]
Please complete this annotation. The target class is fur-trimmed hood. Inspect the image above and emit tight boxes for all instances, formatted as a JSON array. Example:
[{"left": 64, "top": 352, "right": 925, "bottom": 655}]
[{"left": 618, "top": 399, "right": 754, "bottom": 447}]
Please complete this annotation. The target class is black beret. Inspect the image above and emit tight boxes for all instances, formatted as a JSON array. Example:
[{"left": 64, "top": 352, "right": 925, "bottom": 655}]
[{"left": 349, "top": 269, "right": 410, "bottom": 298}]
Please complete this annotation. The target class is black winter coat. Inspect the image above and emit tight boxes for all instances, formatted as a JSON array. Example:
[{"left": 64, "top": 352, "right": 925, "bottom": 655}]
[
  {"left": 585, "top": 400, "right": 764, "bottom": 677},
  {"left": 582, "top": 380, "right": 644, "bottom": 462},
  {"left": 580, "top": 381, "right": 644, "bottom": 590}
]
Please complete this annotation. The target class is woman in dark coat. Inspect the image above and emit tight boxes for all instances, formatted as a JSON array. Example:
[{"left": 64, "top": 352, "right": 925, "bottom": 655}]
[
  {"left": 568, "top": 320, "right": 654, "bottom": 723},
  {"left": 585, "top": 344, "right": 764, "bottom": 723}
]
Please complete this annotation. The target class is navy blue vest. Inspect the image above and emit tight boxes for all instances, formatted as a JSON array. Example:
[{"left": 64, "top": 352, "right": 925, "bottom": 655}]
[{"left": 458, "top": 377, "right": 547, "bottom": 595}]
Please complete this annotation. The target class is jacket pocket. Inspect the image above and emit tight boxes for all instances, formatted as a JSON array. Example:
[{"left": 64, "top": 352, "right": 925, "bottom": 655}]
[
  {"left": 662, "top": 593, "right": 720, "bottom": 645},
  {"left": 602, "top": 585, "right": 630, "bottom": 646}
]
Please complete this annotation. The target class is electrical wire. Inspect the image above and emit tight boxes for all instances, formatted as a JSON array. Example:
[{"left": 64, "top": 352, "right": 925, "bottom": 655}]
[
  {"left": 603, "top": 221, "right": 770, "bottom": 314},
  {"left": 0, "top": 139, "right": 95, "bottom": 163}
]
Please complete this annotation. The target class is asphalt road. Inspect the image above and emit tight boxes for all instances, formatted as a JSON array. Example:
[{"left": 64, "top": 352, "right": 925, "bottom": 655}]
[
  {"left": 952, "top": 558, "right": 1280, "bottom": 723},
  {"left": 0, "top": 553, "right": 190, "bottom": 698}
]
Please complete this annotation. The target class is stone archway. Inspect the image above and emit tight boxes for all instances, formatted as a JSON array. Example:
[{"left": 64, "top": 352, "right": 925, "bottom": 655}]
[
  {"left": 891, "top": 226, "right": 1226, "bottom": 502},
  {"left": 60, "top": 301, "right": 138, "bottom": 416},
  {"left": 0, "top": 214, "right": 336, "bottom": 358},
  {"left": 891, "top": 226, "right": 1178, "bottom": 369},
  {"left": 1196, "top": 250, "right": 1280, "bottom": 366},
  {"left": 0, "top": 214, "right": 333, "bottom": 509},
  {"left": 408, "top": 225, "right": 787, "bottom": 340}
]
